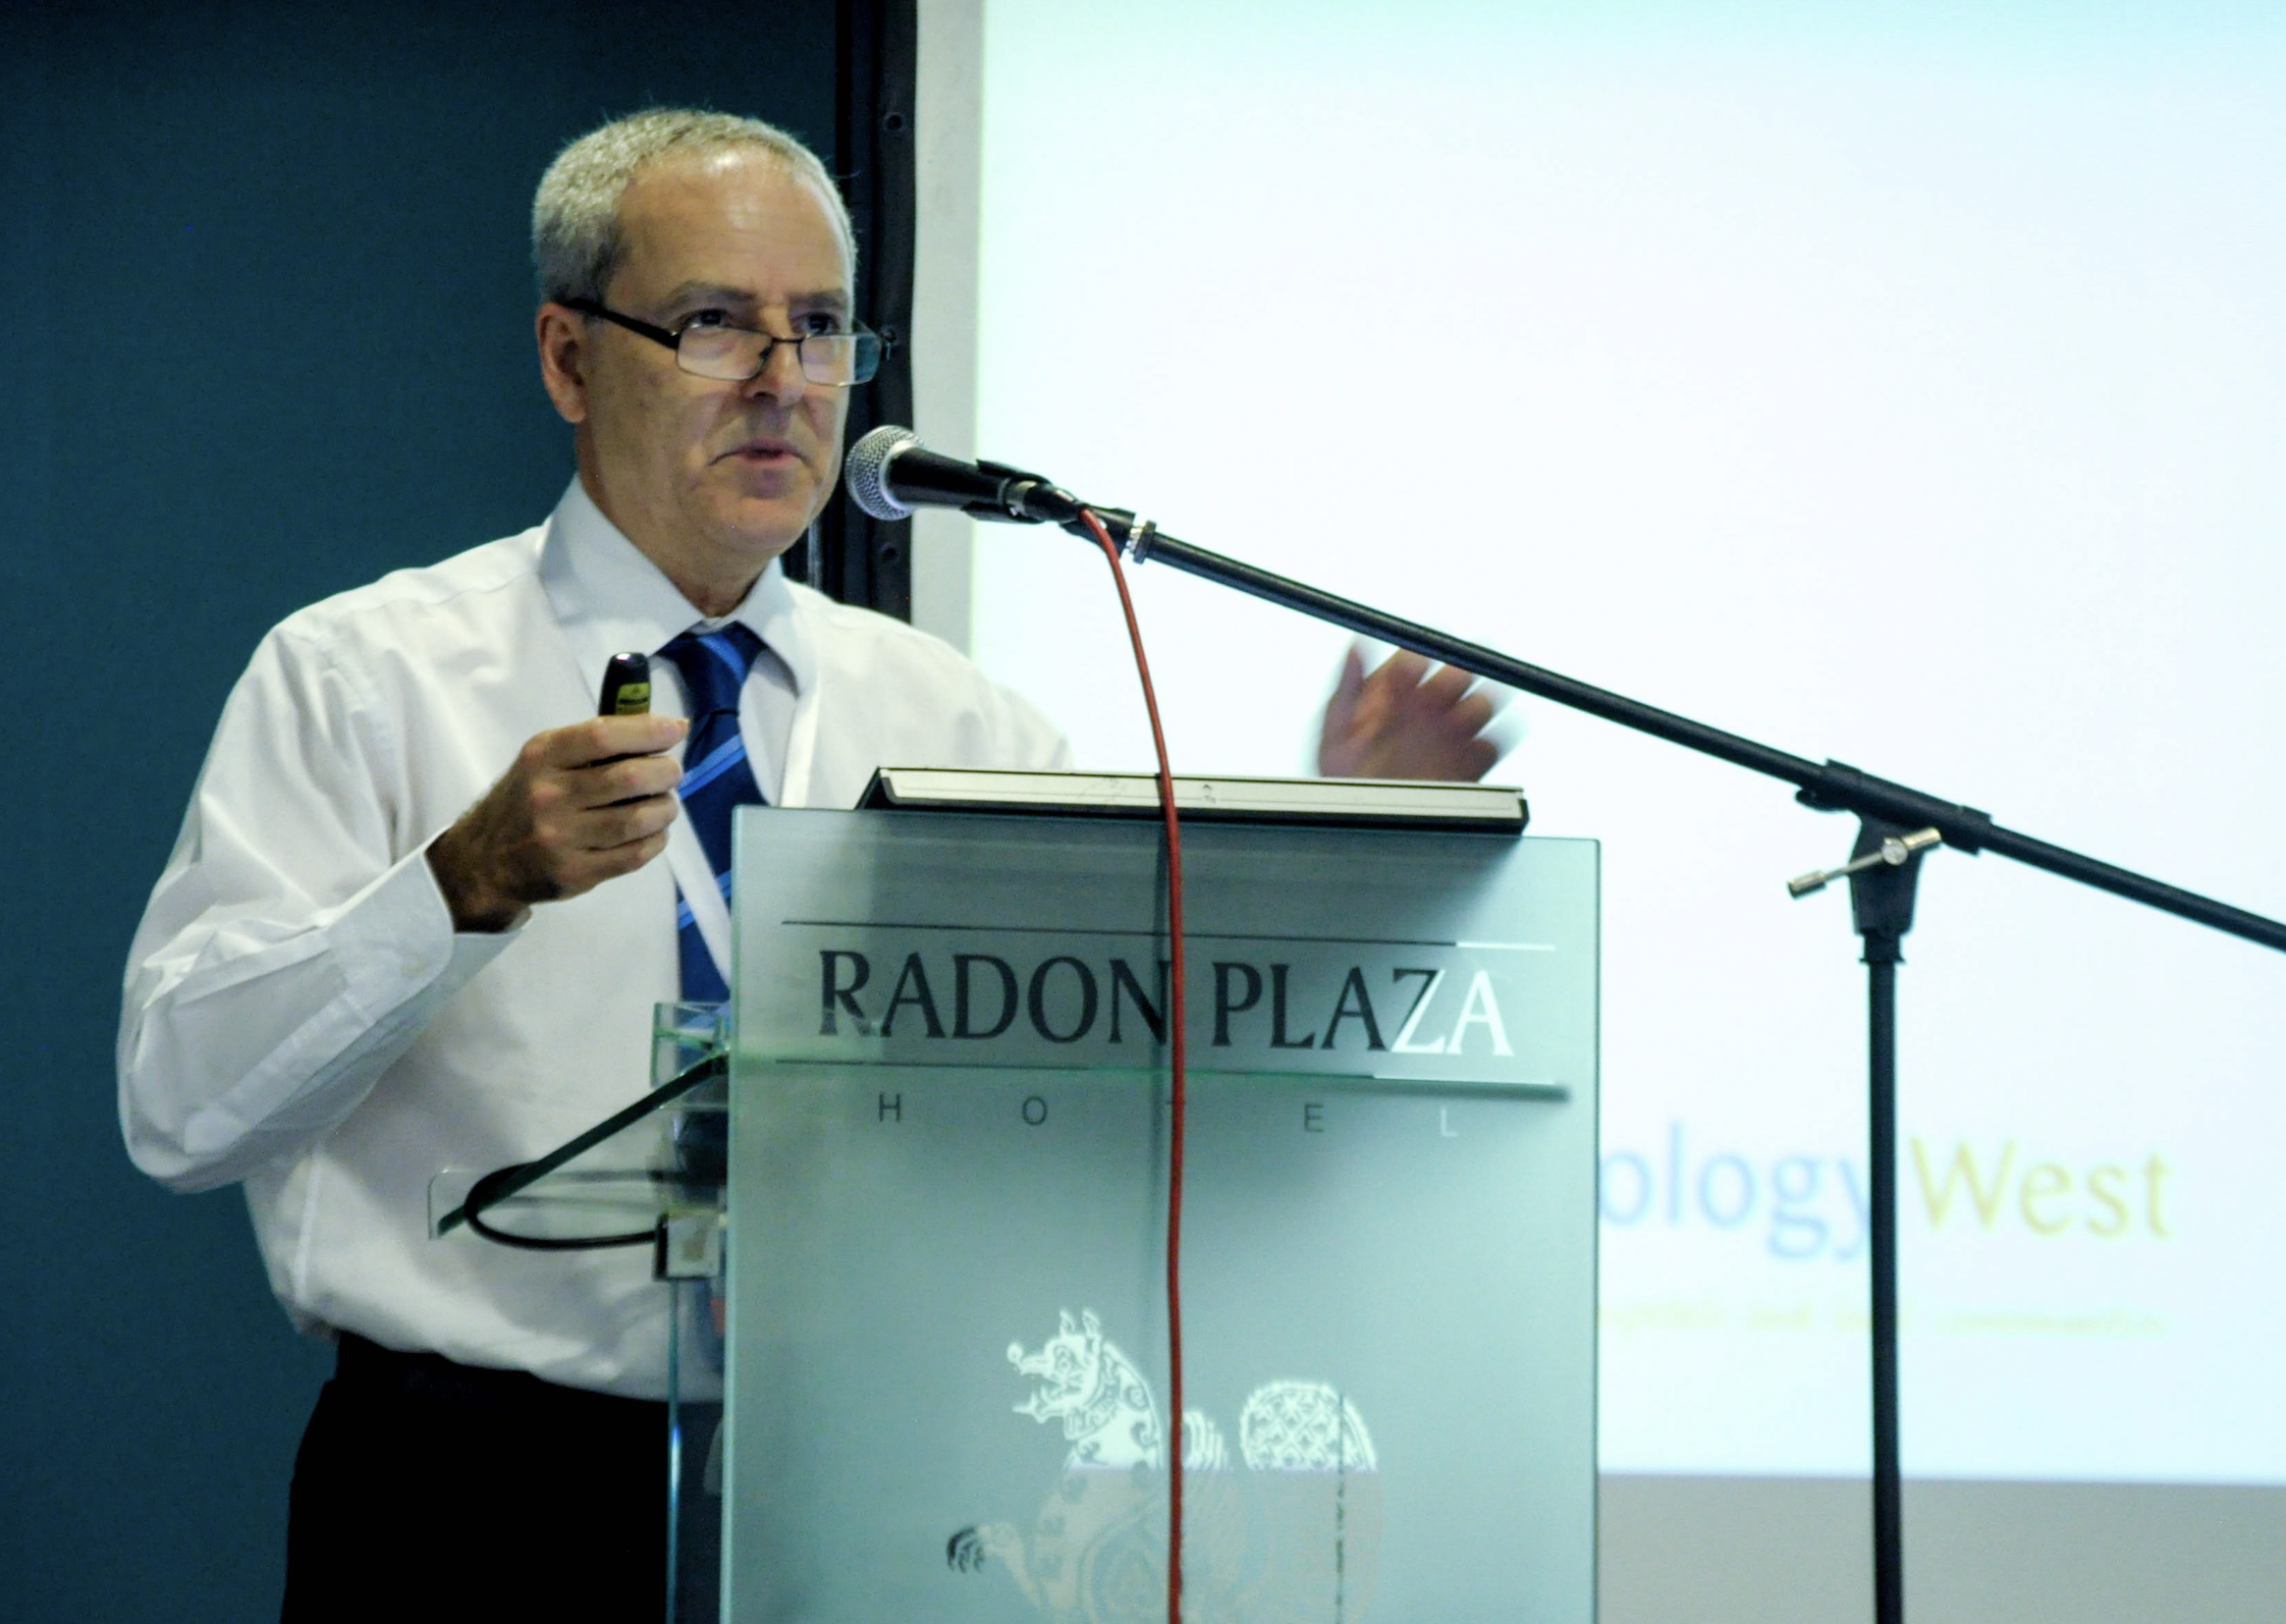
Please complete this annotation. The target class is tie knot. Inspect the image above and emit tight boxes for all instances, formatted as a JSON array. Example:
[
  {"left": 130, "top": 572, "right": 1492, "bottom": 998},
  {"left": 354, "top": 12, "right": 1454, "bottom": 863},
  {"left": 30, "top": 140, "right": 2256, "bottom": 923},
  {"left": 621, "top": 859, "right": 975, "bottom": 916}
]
[{"left": 659, "top": 624, "right": 765, "bottom": 720}]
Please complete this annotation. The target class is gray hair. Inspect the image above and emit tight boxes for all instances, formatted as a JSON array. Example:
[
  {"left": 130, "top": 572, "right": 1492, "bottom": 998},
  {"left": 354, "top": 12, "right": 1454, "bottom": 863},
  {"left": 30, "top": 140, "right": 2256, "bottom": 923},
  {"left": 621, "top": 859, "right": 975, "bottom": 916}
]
[{"left": 531, "top": 108, "right": 854, "bottom": 306}]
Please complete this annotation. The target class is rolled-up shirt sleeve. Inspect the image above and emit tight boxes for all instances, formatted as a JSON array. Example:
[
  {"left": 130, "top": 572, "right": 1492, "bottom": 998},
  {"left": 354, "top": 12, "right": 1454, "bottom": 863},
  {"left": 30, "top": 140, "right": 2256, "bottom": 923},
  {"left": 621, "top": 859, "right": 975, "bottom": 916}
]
[{"left": 118, "top": 624, "right": 516, "bottom": 1193}]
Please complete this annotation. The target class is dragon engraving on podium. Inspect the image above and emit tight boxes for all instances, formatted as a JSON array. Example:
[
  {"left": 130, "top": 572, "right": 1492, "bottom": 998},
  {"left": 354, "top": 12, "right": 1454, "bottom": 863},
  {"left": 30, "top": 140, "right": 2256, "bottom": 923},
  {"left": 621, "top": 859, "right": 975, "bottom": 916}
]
[{"left": 949, "top": 1309, "right": 1383, "bottom": 1624}]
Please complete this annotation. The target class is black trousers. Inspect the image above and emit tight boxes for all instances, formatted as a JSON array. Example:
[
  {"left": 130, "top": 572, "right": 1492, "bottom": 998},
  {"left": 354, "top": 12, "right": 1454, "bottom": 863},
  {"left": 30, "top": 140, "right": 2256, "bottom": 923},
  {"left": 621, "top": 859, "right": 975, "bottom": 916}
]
[{"left": 282, "top": 1334, "right": 670, "bottom": 1622}]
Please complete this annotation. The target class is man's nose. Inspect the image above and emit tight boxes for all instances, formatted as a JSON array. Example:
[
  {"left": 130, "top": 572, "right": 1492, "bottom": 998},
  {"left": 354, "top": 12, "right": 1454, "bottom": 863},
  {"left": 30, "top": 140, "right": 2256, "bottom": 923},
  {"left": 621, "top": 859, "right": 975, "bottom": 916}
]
[{"left": 739, "top": 336, "right": 810, "bottom": 407}]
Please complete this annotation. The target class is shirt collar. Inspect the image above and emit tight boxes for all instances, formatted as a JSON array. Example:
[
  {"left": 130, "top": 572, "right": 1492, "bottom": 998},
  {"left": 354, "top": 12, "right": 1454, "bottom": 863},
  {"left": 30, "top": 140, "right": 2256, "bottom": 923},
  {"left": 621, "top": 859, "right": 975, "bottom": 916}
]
[{"left": 537, "top": 476, "right": 815, "bottom": 697}]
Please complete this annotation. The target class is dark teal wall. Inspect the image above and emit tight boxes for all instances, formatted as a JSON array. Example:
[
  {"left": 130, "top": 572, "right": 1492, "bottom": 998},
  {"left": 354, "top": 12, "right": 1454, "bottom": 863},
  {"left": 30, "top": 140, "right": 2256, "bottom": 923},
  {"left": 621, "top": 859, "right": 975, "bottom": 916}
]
[{"left": 0, "top": 7, "right": 835, "bottom": 1617}]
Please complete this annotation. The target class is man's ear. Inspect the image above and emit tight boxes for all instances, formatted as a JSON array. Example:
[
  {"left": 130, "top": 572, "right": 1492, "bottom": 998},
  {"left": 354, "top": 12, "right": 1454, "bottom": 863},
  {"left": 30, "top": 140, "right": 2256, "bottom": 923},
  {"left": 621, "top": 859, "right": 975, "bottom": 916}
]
[{"left": 535, "top": 302, "right": 591, "bottom": 426}]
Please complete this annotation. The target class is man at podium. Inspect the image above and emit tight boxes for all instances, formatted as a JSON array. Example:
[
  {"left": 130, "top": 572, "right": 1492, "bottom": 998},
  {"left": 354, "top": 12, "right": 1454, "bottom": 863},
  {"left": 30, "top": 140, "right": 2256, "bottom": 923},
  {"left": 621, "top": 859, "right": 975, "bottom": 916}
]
[{"left": 116, "top": 108, "right": 1498, "bottom": 1617}]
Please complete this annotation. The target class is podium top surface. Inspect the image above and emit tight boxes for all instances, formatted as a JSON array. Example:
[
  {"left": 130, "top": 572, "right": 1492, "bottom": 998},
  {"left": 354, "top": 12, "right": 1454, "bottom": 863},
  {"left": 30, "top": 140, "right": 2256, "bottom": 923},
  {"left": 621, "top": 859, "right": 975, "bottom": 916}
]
[{"left": 859, "top": 767, "right": 1527, "bottom": 833}]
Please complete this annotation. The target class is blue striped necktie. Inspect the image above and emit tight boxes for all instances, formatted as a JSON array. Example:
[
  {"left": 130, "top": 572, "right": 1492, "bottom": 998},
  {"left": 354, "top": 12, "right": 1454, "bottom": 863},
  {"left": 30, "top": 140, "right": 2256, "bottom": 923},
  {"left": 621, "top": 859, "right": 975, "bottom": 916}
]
[{"left": 658, "top": 624, "right": 769, "bottom": 1003}]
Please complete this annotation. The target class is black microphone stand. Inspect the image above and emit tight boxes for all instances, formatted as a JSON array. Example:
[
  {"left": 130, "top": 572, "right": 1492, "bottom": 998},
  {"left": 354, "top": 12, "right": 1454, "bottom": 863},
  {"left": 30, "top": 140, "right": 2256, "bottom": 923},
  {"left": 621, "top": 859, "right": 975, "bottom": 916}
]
[{"left": 982, "top": 489, "right": 2286, "bottom": 1624}]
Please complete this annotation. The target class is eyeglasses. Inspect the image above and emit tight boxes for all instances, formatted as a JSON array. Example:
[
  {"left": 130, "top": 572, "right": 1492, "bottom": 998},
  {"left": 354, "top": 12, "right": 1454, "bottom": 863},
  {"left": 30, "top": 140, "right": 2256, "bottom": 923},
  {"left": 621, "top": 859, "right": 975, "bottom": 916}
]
[{"left": 563, "top": 298, "right": 884, "bottom": 387}]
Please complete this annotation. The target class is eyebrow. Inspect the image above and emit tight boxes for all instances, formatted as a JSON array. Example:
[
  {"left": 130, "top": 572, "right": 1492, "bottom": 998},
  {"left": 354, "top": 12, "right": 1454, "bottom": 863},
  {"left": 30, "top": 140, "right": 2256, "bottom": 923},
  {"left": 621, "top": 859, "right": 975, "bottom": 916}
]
[{"left": 655, "top": 280, "right": 851, "bottom": 314}]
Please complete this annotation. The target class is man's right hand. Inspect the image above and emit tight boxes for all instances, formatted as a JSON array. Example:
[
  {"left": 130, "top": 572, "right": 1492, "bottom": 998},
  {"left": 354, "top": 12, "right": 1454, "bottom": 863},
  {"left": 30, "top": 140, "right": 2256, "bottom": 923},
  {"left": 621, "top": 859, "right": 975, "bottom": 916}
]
[{"left": 426, "top": 715, "right": 688, "bottom": 933}]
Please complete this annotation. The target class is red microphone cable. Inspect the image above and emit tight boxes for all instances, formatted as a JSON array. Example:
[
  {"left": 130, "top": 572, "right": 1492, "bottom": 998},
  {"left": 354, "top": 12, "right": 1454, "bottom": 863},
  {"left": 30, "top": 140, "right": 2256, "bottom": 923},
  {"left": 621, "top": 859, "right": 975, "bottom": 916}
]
[{"left": 1078, "top": 507, "right": 1188, "bottom": 1624}]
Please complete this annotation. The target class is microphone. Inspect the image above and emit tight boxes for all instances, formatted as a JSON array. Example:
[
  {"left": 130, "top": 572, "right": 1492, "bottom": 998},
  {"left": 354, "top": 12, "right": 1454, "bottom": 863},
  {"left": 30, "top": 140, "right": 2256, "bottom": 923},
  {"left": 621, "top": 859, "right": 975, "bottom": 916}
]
[{"left": 844, "top": 424, "right": 1086, "bottom": 526}]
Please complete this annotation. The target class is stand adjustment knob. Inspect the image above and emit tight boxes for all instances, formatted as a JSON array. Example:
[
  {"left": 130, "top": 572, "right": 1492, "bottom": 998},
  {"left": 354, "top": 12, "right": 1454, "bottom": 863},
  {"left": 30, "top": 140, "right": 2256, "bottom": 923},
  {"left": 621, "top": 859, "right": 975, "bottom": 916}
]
[{"left": 1788, "top": 827, "right": 1943, "bottom": 898}]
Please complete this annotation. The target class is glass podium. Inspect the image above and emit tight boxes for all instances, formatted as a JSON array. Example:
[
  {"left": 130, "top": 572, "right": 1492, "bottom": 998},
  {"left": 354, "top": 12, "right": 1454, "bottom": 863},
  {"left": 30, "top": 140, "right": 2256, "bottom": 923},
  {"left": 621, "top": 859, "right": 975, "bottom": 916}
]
[{"left": 436, "top": 774, "right": 1599, "bottom": 1623}]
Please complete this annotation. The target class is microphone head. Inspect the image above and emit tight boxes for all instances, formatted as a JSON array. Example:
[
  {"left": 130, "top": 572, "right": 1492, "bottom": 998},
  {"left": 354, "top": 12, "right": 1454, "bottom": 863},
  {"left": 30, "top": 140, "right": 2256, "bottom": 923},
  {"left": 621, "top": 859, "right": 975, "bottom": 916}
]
[{"left": 844, "top": 424, "right": 921, "bottom": 521}]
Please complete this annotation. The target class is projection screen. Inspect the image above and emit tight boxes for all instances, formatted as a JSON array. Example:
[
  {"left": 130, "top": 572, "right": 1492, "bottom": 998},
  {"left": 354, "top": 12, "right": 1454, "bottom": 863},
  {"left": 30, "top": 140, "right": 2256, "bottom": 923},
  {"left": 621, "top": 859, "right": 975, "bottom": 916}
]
[{"left": 947, "top": 0, "right": 2286, "bottom": 1487}]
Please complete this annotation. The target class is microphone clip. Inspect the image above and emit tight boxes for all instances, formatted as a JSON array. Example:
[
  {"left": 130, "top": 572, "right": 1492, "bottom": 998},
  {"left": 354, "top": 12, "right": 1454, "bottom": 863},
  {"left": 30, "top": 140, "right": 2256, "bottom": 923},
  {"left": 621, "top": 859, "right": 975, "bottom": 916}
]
[{"left": 964, "top": 460, "right": 1083, "bottom": 527}]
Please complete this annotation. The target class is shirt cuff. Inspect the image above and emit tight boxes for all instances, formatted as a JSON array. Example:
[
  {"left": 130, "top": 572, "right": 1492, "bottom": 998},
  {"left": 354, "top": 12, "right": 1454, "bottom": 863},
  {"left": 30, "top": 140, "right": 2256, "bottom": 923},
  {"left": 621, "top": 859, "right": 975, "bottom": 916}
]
[{"left": 392, "top": 838, "right": 524, "bottom": 1001}]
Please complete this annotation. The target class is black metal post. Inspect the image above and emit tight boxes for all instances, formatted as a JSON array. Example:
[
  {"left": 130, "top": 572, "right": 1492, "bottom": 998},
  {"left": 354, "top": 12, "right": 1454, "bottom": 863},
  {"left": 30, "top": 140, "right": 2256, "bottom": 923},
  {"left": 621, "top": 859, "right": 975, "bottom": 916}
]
[
  {"left": 816, "top": 0, "right": 917, "bottom": 617},
  {"left": 1847, "top": 817, "right": 1921, "bottom": 1624},
  {"left": 1867, "top": 947, "right": 1903, "bottom": 1624}
]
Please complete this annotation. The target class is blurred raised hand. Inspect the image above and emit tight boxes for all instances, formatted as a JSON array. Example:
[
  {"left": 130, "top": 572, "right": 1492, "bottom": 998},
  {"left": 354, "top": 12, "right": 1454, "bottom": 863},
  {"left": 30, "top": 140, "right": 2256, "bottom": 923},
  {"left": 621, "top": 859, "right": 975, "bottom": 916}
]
[{"left": 1316, "top": 644, "right": 1502, "bottom": 783}]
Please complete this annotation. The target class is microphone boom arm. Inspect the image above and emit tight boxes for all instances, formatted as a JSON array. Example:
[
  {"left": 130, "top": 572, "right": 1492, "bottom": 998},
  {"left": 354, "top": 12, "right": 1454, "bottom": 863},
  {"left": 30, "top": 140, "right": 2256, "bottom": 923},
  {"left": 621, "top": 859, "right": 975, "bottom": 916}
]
[
  {"left": 1061, "top": 508, "right": 2286, "bottom": 951},
  {"left": 843, "top": 422, "right": 2282, "bottom": 944}
]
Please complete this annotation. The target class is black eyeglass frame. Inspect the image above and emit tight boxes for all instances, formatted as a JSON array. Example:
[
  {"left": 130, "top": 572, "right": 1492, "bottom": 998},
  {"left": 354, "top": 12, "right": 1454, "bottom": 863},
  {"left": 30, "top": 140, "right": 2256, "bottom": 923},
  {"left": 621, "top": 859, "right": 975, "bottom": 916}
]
[{"left": 561, "top": 296, "right": 885, "bottom": 387}]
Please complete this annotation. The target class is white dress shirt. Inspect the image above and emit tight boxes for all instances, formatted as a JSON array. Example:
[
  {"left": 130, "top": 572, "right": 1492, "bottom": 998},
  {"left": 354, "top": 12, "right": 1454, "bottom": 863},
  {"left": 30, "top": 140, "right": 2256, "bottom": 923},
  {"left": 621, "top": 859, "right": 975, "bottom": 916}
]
[{"left": 118, "top": 479, "right": 1069, "bottom": 1398}]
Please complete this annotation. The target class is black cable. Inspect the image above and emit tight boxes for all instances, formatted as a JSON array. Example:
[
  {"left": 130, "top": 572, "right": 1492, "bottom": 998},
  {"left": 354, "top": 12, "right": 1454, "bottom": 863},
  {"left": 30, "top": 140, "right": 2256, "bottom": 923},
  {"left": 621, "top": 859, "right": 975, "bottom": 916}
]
[
  {"left": 439, "top": 1053, "right": 728, "bottom": 1250},
  {"left": 459, "top": 1164, "right": 660, "bottom": 1252}
]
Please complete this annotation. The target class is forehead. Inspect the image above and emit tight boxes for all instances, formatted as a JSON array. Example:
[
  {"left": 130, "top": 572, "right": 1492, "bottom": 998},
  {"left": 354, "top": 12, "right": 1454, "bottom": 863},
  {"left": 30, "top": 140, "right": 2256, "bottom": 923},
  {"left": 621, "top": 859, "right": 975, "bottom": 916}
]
[{"left": 608, "top": 149, "right": 852, "bottom": 304}]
